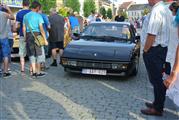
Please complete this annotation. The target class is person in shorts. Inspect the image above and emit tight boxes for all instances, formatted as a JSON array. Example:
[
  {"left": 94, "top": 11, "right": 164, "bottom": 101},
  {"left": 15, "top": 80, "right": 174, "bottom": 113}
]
[
  {"left": 0, "top": 5, "right": 14, "bottom": 78},
  {"left": 23, "top": 1, "right": 48, "bottom": 78},
  {"left": 16, "top": 0, "right": 31, "bottom": 72},
  {"left": 49, "top": 8, "right": 64, "bottom": 66}
]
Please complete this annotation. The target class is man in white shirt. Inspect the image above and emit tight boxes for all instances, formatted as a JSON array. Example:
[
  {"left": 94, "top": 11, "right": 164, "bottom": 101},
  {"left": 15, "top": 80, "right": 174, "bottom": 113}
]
[
  {"left": 87, "top": 11, "right": 96, "bottom": 24},
  {"left": 141, "top": 0, "right": 172, "bottom": 116}
]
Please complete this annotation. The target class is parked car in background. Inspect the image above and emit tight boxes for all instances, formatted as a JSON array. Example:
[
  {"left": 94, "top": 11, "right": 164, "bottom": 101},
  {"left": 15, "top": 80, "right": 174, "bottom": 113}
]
[
  {"left": 11, "top": 34, "right": 20, "bottom": 58},
  {"left": 61, "top": 22, "right": 140, "bottom": 76}
]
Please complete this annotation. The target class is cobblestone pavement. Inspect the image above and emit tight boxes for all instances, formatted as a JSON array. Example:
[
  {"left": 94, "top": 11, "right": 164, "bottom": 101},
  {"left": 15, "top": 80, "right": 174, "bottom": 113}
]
[{"left": 0, "top": 58, "right": 179, "bottom": 120}]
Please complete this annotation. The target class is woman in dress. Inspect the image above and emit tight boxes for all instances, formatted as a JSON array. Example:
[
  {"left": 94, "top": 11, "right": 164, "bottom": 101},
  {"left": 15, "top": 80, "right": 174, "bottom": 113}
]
[{"left": 164, "top": 1, "right": 179, "bottom": 107}]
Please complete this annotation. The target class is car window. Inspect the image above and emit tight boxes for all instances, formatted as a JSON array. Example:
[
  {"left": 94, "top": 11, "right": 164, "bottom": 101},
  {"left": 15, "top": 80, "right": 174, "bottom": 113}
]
[{"left": 82, "top": 24, "right": 131, "bottom": 41}]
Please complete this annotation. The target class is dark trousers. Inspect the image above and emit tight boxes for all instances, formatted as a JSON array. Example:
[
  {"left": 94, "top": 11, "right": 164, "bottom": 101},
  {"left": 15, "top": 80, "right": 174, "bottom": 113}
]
[{"left": 143, "top": 45, "right": 167, "bottom": 112}]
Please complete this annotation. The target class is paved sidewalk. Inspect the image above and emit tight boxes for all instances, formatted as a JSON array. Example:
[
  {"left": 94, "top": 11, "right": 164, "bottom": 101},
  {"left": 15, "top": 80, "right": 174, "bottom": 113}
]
[{"left": 0, "top": 58, "right": 179, "bottom": 120}]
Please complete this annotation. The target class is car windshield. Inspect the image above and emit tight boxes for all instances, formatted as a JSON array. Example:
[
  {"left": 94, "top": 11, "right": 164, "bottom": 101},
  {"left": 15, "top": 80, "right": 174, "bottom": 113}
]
[{"left": 81, "top": 24, "right": 131, "bottom": 42}]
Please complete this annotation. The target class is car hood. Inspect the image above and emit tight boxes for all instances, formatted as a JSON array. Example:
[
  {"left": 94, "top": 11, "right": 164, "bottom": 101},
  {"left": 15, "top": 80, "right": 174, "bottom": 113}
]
[{"left": 62, "top": 39, "right": 135, "bottom": 62}]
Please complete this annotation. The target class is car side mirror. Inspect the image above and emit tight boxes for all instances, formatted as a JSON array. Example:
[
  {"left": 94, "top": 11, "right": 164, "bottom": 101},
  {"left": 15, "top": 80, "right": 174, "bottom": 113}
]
[{"left": 72, "top": 33, "right": 80, "bottom": 40}]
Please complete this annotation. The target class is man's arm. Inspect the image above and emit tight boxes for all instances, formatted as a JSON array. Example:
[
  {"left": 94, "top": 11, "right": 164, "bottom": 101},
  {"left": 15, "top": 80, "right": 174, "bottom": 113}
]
[
  {"left": 4, "top": 5, "right": 14, "bottom": 20},
  {"left": 23, "top": 23, "right": 26, "bottom": 41},
  {"left": 143, "top": 34, "right": 156, "bottom": 52},
  {"left": 39, "top": 23, "right": 48, "bottom": 45}
]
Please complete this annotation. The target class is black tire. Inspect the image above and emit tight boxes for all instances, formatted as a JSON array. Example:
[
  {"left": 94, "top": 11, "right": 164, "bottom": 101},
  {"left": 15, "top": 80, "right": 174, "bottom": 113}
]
[{"left": 130, "top": 56, "right": 139, "bottom": 76}]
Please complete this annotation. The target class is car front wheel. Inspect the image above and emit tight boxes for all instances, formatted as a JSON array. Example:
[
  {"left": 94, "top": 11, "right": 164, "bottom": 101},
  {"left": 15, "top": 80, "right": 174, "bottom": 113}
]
[{"left": 131, "top": 56, "right": 139, "bottom": 76}]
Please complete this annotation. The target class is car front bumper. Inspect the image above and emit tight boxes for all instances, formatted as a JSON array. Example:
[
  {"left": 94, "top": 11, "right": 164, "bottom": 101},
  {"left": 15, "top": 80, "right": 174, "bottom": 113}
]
[{"left": 61, "top": 58, "right": 132, "bottom": 76}]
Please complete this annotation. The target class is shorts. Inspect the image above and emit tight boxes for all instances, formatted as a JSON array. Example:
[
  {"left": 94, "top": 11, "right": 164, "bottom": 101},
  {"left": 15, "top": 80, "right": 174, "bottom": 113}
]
[
  {"left": 50, "top": 41, "right": 64, "bottom": 49},
  {"left": 8, "top": 39, "right": 14, "bottom": 50},
  {"left": 19, "top": 36, "right": 26, "bottom": 57},
  {"left": 37, "top": 46, "right": 46, "bottom": 63},
  {"left": 0, "top": 38, "right": 11, "bottom": 58},
  {"left": 29, "top": 55, "right": 44, "bottom": 64}
]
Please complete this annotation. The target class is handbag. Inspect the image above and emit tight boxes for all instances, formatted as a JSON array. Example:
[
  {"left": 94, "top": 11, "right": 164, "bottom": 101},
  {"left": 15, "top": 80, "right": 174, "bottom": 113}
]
[
  {"left": 35, "top": 35, "right": 46, "bottom": 47},
  {"left": 25, "top": 20, "right": 46, "bottom": 47}
]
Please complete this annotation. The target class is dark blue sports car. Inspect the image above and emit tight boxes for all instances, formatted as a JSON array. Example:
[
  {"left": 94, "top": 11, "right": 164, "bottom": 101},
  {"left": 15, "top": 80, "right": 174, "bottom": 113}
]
[{"left": 61, "top": 22, "right": 140, "bottom": 76}]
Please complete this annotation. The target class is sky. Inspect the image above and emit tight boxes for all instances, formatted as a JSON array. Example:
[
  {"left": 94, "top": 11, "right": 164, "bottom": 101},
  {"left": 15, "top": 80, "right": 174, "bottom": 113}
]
[{"left": 113, "top": 0, "right": 148, "bottom": 4}]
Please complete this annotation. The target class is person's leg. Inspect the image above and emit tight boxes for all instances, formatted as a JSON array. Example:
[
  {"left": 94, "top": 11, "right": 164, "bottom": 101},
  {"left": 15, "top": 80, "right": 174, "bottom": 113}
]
[
  {"left": 1, "top": 38, "right": 11, "bottom": 77},
  {"left": 58, "top": 41, "right": 64, "bottom": 64},
  {"left": 36, "top": 62, "right": 41, "bottom": 74},
  {"left": 39, "top": 46, "right": 47, "bottom": 71},
  {"left": 29, "top": 56, "right": 36, "bottom": 76},
  {"left": 2, "top": 39, "right": 10, "bottom": 72},
  {"left": 8, "top": 39, "right": 13, "bottom": 70},
  {"left": 36, "top": 55, "right": 46, "bottom": 77},
  {"left": 52, "top": 48, "right": 58, "bottom": 60},
  {"left": 51, "top": 47, "right": 58, "bottom": 66},
  {"left": 151, "top": 47, "right": 167, "bottom": 112},
  {"left": 3, "top": 57, "right": 9, "bottom": 73},
  {"left": 19, "top": 37, "right": 26, "bottom": 72},
  {"left": 143, "top": 47, "right": 167, "bottom": 112}
]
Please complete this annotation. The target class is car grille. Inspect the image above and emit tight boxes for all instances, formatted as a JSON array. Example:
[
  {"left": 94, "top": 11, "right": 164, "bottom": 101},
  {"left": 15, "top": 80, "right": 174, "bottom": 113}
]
[{"left": 77, "top": 61, "right": 111, "bottom": 69}]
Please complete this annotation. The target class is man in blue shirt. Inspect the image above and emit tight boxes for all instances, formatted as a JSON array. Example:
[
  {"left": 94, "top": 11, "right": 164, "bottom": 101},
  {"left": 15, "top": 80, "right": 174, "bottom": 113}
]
[
  {"left": 23, "top": 1, "right": 48, "bottom": 78},
  {"left": 16, "top": 0, "right": 31, "bottom": 73},
  {"left": 69, "top": 12, "right": 80, "bottom": 34}
]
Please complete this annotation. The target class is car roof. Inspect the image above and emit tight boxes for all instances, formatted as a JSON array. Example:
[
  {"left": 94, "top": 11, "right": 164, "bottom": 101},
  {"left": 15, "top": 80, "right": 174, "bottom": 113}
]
[{"left": 90, "top": 22, "right": 131, "bottom": 26}]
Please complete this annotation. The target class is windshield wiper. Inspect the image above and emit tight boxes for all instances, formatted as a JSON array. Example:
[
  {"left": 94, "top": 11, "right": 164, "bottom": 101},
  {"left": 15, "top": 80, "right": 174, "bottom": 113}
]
[
  {"left": 81, "top": 35, "right": 128, "bottom": 42},
  {"left": 95, "top": 36, "right": 129, "bottom": 41},
  {"left": 81, "top": 35, "right": 99, "bottom": 39}
]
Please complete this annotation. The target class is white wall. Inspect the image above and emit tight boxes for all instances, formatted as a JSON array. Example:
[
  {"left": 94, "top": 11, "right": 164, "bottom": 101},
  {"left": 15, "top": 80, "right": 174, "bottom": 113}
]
[{"left": 128, "top": 10, "right": 143, "bottom": 19}]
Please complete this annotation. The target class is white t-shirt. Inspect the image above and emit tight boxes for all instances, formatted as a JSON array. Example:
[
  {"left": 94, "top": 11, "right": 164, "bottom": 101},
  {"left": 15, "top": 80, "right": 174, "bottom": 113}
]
[{"left": 87, "top": 15, "right": 96, "bottom": 24}]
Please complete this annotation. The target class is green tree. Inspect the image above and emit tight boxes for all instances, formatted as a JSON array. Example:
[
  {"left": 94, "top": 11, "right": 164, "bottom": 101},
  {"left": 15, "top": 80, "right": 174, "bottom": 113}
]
[
  {"left": 121, "top": 11, "right": 128, "bottom": 19},
  {"left": 142, "top": 8, "right": 150, "bottom": 16},
  {"left": 29, "top": 0, "right": 56, "bottom": 14},
  {"left": 107, "top": 8, "right": 112, "bottom": 19},
  {"left": 59, "top": 6, "right": 71, "bottom": 17},
  {"left": 65, "top": 0, "right": 80, "bottom": 13},
  {"left": 100, "top": 7, "right": 106, "bottom": 19},
  {"left": 83, "top": 0, "right": 96, "bottom": 17}
]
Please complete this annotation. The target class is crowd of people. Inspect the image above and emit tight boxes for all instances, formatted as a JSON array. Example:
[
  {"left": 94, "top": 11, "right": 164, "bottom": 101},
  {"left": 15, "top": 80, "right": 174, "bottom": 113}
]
[{"left": 0, "top": 0, "right": 110, "bottom": 79}]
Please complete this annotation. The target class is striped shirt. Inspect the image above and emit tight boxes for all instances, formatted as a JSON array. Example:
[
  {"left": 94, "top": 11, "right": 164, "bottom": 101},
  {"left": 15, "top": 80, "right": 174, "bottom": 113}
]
[
  {"left": 141, "top": 14, "right": 150, "bottom": 47},
  {"left": 147, "top": 1, "right": 172, "bottom": 47}
]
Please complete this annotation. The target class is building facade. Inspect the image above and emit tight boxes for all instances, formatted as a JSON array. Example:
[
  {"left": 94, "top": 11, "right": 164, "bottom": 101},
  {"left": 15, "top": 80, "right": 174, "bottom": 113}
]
[{"left": 127, "top": 4, "right": 151, "bottom": 20}]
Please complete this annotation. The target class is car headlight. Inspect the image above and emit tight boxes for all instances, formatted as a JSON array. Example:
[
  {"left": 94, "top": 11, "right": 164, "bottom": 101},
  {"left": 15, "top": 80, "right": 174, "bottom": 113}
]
[
  {"left": 68, "top": 60, "right": 77, "bottom": 66},
  {"left": 112, "top": 64, "right": 118, "bottom": 69},
  {"left": 121, "top": 64, "right": 128, "bottom": 69},
  {"left": 112, "top": 64, "right": 128, "bottom": 70},
  {"left": 61, "top": 58, "right": 68, "bottom": 65}
]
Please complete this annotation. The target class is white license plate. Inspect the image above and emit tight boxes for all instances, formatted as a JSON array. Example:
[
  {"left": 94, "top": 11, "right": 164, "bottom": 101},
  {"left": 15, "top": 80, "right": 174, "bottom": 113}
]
[{"left": 82, "top": 69, "right": 107, "bottom": 75}]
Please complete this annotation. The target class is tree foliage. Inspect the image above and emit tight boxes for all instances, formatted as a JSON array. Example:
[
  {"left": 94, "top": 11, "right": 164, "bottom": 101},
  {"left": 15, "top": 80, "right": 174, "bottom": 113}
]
[
  {"left": 142, "top": 8, "right": 150, "bottom": 16},
  {"left": 118, "top": 10, "right": 128, "bottom": 19},
  {"left": 100, "top": 7, "right": 106, "bottom": 19},
  {"left": 107, "top": 8, "right": 112, "bottom": 19},
  {"left": 58, "top": 6, "right": 71, "bottom": 17},
  {"left": 83, "top": 0, "right": 96, "bottom": 17},
  {"left": 29, "top": 0, "right": 56, "bottom": 14},
  {"left": 65, "top": 0, "right": 80, "bottom": 13}
]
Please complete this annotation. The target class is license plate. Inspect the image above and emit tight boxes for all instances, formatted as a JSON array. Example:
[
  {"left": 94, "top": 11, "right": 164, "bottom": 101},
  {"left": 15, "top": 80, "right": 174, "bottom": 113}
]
[{"left": 82, "top": 69, "right": 107, "bottom": 75}]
